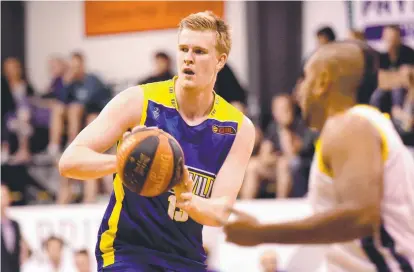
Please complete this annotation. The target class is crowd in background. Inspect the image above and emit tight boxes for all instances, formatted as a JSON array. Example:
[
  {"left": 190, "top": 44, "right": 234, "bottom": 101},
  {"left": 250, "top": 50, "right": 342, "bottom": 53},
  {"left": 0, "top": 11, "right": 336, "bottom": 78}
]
[{"left": 1, "top": 23, "right": 414, "bottom": 272}]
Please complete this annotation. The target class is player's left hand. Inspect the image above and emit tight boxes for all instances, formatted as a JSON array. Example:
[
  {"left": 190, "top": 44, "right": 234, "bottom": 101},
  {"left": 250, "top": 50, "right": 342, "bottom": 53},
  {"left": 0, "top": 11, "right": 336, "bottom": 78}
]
[
  {"left": 223, "top": 207, "right": 263, "bottom": 247},
  {"left": 174, "top": 167, "right": 194, "bottom": 211}
]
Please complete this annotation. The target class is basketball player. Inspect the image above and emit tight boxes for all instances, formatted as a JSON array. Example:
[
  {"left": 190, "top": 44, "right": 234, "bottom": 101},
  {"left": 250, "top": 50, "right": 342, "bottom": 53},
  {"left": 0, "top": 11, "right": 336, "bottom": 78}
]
[
  {"left": 58, "top": 11, "right": 255, "bottom": 272},
  {"left": 223, "top": 42, "right": 414, "bottom": 271}
]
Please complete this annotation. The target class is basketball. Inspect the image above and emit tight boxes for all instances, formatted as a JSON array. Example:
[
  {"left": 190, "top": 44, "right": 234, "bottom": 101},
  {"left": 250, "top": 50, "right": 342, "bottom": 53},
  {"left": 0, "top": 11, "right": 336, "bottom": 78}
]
[{"left": 116, "top": 127, "right": 185, "bottom": 197}]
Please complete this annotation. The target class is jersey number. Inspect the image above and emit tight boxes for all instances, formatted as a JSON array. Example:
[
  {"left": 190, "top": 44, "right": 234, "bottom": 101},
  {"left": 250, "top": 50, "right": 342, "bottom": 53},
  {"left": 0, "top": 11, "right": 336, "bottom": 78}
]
[{"left": 167, "top": 195, "right": 189, "bottom": 222}]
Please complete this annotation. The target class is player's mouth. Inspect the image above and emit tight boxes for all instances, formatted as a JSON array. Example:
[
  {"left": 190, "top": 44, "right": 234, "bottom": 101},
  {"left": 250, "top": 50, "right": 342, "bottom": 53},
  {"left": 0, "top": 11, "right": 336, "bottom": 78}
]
[{"left": 183, "top": 68, "right": 195, "bottom": 76}]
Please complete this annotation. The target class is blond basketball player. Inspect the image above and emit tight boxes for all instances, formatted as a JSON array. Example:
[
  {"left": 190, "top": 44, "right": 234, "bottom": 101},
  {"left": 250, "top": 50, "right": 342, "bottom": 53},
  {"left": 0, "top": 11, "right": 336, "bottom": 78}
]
[
  {"left": 59, "top": 12, "right": 255, "bottom": 271},
  {"left": 223, "top": 42, "right": 414, "bottom": 271}
]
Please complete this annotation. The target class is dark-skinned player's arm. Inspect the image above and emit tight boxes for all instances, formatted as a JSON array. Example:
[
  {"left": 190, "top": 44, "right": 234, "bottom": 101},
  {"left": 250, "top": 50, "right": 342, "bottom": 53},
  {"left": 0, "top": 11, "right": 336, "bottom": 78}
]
[
  {"left": 59, "top": 86, "right": 143, "bottom": 180},
  {"left": 175, "top": 116, "right": 256, "bottom": 227},
  {"left": 223, "top": 115, "right": 383, "bottom": 245}
]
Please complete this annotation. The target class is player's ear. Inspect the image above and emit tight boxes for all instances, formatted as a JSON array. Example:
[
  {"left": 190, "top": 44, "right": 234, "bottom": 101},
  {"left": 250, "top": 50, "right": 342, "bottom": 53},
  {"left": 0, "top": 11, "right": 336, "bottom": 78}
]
[
  {"left": 216, "top": 53, "right": 227, "bottom": 72},
  {"left": 314, "top": 69, "right": 332, "bottom": 97}
]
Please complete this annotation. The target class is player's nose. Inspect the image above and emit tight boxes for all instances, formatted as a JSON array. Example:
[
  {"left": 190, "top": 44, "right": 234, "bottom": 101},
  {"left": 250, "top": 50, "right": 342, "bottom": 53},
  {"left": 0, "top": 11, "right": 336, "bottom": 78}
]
[{"left": 183, "top": 52, "right": 194, "bottom": 64}]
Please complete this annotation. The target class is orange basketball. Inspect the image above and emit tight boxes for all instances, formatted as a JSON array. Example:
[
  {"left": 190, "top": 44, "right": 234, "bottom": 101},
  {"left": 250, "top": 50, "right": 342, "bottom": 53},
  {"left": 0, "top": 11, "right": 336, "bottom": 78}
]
[{"left": 116, "top": 127, "right": 185, "bottom": 197}]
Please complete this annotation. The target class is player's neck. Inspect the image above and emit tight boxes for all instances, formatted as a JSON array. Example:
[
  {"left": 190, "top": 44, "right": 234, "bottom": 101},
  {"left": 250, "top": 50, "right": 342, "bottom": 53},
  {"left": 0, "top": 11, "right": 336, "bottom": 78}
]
[
  {"left": 175, "top": 82, "right": 215, "bottom": 122},
  {"left": 327, "top": 95, "right": 356, "bottom": 117}
]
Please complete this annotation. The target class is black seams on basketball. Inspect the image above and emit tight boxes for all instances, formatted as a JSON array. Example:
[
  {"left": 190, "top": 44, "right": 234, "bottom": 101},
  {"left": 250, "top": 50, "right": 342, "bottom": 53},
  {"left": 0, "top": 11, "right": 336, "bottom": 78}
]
[{"left": 167, "top": 137, "right": 185, "bottom": 190}]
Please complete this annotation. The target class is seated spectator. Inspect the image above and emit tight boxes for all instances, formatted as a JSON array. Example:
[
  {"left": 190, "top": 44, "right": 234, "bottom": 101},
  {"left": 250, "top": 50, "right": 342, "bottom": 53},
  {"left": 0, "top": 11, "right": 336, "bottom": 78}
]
[
  {"left": 1, "top": 57, "right": 36, "bottom": 165},
  {"left": 138, "top": 51, "right": 174, "bottom": 85},
  {"left": 42, "top": 52, "right": 111, "bottom": 204},
  {"left": 316, "top": 26, "right": 336, "bottom": 47},
  {"left": 22, "top": 236, "right": 74, "bottom": 272},
  {"left": 46, "top": 52, "right": 111, "bottom": 159},
  {"left": 74, "top": 249, "right": 91, "bottom": 272},
  {"left": 370, "top": 25, "right": 414, "bottom": 114},
  {"left": 392, "top": 75, "right": 414, "bottom": 153},
  {"left": 241, "top": 94, "right": 314, "bottom": 199},
  {"left": 42, "top": 55, "right": 67, "bottom": 101},
  {"left": 259, "top": 249, "right": 284, "bottom": 272}
]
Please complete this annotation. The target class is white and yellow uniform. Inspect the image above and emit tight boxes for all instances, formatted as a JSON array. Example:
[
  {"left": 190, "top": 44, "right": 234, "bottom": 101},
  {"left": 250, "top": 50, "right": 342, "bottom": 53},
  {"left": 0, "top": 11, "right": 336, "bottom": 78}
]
[{"left": 308, "top": 105, "right": 414, "bottom": 272}]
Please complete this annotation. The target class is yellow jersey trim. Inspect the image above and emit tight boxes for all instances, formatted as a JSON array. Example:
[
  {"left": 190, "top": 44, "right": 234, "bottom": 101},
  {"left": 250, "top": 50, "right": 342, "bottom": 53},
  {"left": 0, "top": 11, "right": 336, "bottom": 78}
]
[
  {"left": 315, "top": 106, "right": 390, "bottom": 177},
  {"left": 99, "top": 141, "right": 125, "bottom": 267},
  {"left": 139, "top": 76, "right": 244, "bottom": 131},
  {"left": 99, "top": 175, "right": 125, "bottom": 267},
  {"left": 315, "top": 139, "right": 333, "bottom": 178}
]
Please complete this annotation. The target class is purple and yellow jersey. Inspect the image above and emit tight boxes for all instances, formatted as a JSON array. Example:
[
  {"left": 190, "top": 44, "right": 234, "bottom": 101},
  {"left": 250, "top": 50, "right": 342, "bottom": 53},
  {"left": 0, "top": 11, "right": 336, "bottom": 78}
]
[{"left": 95, "top": 77, "right": 244, "bottom": 271}]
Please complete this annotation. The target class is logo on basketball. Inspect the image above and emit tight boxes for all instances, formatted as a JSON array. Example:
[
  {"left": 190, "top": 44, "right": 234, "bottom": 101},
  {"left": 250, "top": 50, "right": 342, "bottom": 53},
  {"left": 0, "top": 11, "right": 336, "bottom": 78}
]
[
  {"left": 212, "top": 125, "right": 236, "bottom": 135},
  {"left": 133, "top": 153, "right": 151, "bottom": 176}
]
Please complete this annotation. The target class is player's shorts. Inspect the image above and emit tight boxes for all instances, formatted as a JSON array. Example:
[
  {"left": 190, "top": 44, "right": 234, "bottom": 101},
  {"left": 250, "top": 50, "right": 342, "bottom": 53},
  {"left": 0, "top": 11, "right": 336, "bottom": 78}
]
[{"left": 99, "top": 261, "right": 188, "bottom": 272}]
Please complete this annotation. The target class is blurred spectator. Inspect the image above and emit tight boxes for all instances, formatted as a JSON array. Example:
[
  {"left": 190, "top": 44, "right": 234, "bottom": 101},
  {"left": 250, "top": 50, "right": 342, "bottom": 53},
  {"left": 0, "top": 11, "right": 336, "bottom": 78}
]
[
  {"left": 1, "top": 183, "right": 22, "bottom": 272},
  {"left": 22, "top": 236, "right": 74, "bottom": 272},
  {"left": 316, "top": 26, "right": 336, "bottom": 46},
  {"left": 380, "top": 25, "right": 414, "bottom": 71},
  {"left": 44, "top": 56, "right": 67, "bottom": 100},
  {"left": 39, "top": 52, "right": 111, "bottom": 204},
  {"left": 266, "top": 94, "right": 308, "bottom": 198},
  {"left": 46, "top": 52, "right": 111, "bottom": 159},
  {"left": 370, "top": 25, "right": 414, "bottom": 114},
  {"left": 241, "top": 94, "right": 313, "bottom": 199},
  {"left": 392, "top": 76, "right": 414, "bottom": 151},
  {"left": 1, "top": 57, "right": 36, "bottom": 165},
  {"left": 260, "top": 249, "right": 283, "bottom": 272},
  {"left": 240, "top": 124, "right": 276, "bottom": 199},
  {"left": 138, "top": 51, "right": 174, "bottom": 85},
  {"left": 74, "top": 249, "right": 91, "bottom": 272},
  {"left": 215, "top": 63, "right": 247, "bottom": 105}
]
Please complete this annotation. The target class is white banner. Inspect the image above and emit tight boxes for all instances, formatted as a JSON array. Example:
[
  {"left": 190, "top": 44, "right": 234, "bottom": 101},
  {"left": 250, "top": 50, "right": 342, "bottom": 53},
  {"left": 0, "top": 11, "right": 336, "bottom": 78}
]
[
  {"left": 349, "top": 0, "right": 414, "bottom": 51},
  {"left": 9, "top": 199, "right": 328, "bottom": 272}
]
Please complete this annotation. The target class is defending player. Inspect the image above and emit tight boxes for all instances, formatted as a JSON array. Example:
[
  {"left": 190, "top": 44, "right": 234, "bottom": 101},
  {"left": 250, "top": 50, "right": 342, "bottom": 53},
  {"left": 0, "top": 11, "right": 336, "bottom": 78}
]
[
  {"left": 223, "top": 42, "right": 414, "bottom": 271},
  {"left": 59, "top": 11, "right": 255, "bottom": 271}
]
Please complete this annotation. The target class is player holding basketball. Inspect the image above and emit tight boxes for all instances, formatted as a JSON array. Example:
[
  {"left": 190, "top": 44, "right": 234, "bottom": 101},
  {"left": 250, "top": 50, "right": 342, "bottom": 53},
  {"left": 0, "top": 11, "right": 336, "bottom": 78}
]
[
  {"left": 224, "top": 42, "right": 414, "bottom": 271},
  {"left": 59, "top": 11, "right": 255, "bottom": 272}
]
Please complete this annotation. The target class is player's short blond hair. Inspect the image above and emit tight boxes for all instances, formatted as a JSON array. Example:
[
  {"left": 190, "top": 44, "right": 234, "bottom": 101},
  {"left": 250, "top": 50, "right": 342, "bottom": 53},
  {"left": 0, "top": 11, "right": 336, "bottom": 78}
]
[{"left": 179, "top": 11, "right": 232, "bottom": 56}]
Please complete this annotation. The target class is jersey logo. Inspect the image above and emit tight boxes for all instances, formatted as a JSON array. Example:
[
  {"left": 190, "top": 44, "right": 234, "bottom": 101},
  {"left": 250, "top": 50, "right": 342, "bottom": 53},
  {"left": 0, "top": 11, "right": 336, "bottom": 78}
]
[
  {"left": 189, "top": 167, "right": 216, "bottom": 198},
  {"left": 212, "top": 125, "right": 236, "bottom": 135},
  {"left": 152, "top": 107, "right": 160, "bottom": 119}
]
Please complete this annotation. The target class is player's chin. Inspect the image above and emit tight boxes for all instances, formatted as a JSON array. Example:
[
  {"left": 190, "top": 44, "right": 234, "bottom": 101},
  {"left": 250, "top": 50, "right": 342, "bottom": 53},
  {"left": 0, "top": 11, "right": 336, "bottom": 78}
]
[{"left": 181, "top": 79, "right": 198, "bottom": 89}]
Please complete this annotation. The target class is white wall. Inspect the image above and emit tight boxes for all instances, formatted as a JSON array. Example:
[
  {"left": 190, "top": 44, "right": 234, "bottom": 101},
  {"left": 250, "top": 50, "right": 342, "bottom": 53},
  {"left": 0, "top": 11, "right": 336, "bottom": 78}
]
[
  {"left": 26, "top": 1, "right": 247, "bottom": 93},
  {"left": 302, "top": 1, "right": 348, "bottom": 57}
]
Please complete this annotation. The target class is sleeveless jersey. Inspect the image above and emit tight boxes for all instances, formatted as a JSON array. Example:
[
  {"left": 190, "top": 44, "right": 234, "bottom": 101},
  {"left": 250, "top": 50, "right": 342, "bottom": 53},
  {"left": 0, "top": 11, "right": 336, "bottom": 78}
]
[
  {"left": 308, "top": 105, "right": 414, "bottom": 272},
  {"left": 95, "top": 77, "right": 244, "bottom": 271}
]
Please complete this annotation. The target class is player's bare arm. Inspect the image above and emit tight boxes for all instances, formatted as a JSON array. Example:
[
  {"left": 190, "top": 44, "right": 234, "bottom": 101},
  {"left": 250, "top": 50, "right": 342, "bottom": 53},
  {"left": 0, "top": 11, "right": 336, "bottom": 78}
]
[
  {"left": 223, "top": 114, "right": 383, "bottom": 245},
  {"left": 59, "top": 86, "right": 144, "bottom": 180},
  {"left": 176, "top": 116, "right": 256, "bottom": 227}
]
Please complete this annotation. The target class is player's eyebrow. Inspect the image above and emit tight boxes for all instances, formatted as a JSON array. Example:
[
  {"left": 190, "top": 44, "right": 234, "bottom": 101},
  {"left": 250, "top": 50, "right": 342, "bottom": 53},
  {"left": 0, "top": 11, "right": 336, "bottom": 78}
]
[{"left": 178, "top": 44, "right": 209, "bottom": 53}]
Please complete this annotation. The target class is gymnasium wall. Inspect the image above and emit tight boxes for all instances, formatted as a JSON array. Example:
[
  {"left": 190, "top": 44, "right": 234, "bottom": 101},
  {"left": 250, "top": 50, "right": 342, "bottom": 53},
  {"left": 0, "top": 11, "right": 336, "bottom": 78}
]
[{"left": 25, "top": 1, "right": 248, "bottom": 93}]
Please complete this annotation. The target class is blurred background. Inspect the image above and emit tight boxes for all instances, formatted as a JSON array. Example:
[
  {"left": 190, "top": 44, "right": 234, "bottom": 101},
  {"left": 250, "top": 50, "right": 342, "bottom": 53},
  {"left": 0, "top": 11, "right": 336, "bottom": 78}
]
[{"left": 1, "top": 1, "right": 413, "bottom": 272}]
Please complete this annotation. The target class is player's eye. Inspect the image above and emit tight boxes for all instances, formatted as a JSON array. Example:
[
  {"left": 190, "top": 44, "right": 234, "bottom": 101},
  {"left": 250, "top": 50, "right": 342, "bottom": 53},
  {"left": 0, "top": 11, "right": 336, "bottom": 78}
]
[
  {"left": 180, "top": 47, "right": 188, "bottom": 52},
  {"left": 194, "top": 49, "right": 205, "bottom": 54}
]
